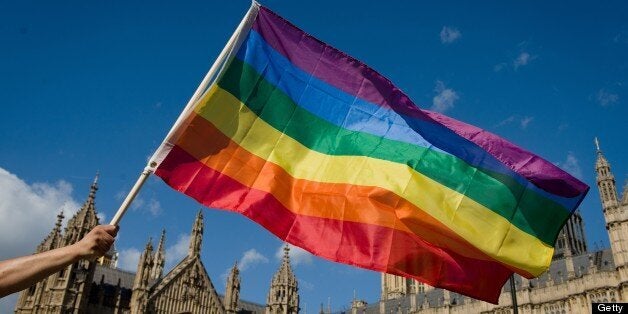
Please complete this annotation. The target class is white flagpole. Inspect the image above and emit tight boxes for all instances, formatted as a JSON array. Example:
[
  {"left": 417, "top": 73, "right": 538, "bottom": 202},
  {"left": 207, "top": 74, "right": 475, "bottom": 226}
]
[
  {"left": 109, "top": 167, "right": 152, "bottom": 226},
  {"left": 109, "top": 2, "right": 260, "bottom": 226}
]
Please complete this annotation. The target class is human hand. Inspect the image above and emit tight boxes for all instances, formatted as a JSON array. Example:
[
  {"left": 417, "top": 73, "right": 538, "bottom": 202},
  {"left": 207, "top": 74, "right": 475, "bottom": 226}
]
[{"left": 74, "top": 225, "right": 119, "bottom": 261}]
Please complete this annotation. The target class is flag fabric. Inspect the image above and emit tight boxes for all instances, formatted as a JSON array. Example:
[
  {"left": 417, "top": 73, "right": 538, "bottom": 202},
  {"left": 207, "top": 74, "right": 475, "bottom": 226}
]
[{"left": 151, "top": 4, "right": 589, "bottom": 303}]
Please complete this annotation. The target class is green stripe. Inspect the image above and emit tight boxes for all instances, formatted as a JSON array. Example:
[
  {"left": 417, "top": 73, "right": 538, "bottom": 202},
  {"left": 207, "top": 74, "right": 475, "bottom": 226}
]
[{"left": 216, "top": 58, "right": 568, "bottom": 245}]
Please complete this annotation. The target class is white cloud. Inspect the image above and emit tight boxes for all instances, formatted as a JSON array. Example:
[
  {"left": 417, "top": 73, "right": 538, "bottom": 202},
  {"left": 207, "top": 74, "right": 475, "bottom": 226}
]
[
  {"left": 440, "top": 26, "right": 461, "bottom": 44},
  {"left": 276, "top": 244, "right": 313, "bottom": 267},
  {"left": 520, "top": 116, "right": 534, "bottom": 129},
  {"left": 0, "top": 167, "right": 80, "bottom": 260},
  {"left": 494, "top": 115, "right": 534, "bottom": 130},
  {"left": 239, "top": 249, "right": 269, "bottom": 271},
  {"left": 613, "top": 32, "right": 628, "bottom": 44},
  {"left": 299, "top": 279, "right": 315, "bottom": 291},
  {"left": 431, "top": 80, "right": 459, "bottom": 113},
  {"left": 513, "top": 52, "right": 533, "bottom": 69},
  {"left": 220, "top": 248, "right": 269, "bottom": 286},
  {"left": 495, "top": 115, "right": 516, "bottom": 127},
  {"left": 165, "top": 233, "right": 190, "bottom": 270},
  {"left": 596, "top": 89, "right": 619, "bottom": 107},
  {"left": 117, "top": 247, "right": 142, "bottom": 272},
  {"left": 119, "top": 190, "right": 162, "bottom": 217},
  {"left": 118, "top": 232, "right": 190, "bottom": 272},
  {"left": 146, "top": 199, "right": 162, "bottom": 216},
  {"left": 557, "top": 152, "right": 583, "bottom": 179},
  {"left": 493, "top": 62, "right": 507, "bottom": 72}
]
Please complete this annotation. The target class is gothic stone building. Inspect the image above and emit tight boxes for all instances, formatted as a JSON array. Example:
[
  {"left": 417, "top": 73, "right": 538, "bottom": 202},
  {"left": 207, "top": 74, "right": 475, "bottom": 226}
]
[
  {"left": 352, "top": 140, "right": 627, "bottom": 314},
  {"left": 14, "top": 177, "right": 300, "bottom": 314}
]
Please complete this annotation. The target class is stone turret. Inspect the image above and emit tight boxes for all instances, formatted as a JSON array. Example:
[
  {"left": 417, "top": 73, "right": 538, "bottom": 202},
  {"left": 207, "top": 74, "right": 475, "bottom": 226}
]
[
  {"left": 225, "top": 262, "right": 241, "bottom": 313},
  {"left": 595, "top": 138, "right": 628, "bottom": 286},
  {"left": 596, "top": 137, "right": 619, "bottom": 210},
  {"left": 381, "top": 273, "right": 418, "bottom": 300},
  {"left": 131, "top": 239, "right": 154, "bottom": 314},
  {"left": 37, "top": 210, "right": 64, "bottom": 253},
  {"left": 553, "top": 209, "right": 588, "bottom": 260},
  {"left": 64, "top": 174, "right": 100, "bottom": 246},
  {"left": 189, "top": 209, "right": 204, "bottom": 257},
  {"left": 266, "top": 244, "right": 299, "bottom": 314},
  {"left": 150, "top": 229, "right": 166, "bottom": 280}
]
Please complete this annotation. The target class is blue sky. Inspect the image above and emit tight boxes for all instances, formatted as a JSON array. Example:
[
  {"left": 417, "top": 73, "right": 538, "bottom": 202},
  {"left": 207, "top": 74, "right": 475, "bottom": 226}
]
[{"left": 1, "top": 0, "right": 626, "bottom": 311}]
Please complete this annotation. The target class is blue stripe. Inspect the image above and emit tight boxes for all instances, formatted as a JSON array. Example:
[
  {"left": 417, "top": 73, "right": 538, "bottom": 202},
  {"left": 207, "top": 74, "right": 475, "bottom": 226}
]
[
  {"left": 235, "top": 29, "right": 581, "bottom": 210},
  {"left": 236, "top": 30, "right": 443, "bottom": 154}
]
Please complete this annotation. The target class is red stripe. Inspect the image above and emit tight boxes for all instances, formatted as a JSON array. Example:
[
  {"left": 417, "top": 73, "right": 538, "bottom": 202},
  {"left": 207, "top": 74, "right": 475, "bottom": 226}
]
[{"left": 156, "top": 145, "right": 511, "bottom": 303}]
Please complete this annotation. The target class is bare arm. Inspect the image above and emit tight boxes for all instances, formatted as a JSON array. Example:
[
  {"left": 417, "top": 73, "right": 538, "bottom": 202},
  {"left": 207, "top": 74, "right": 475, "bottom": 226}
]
[{"left": 0, "top": 225, "right": 118, "bottom": 298}]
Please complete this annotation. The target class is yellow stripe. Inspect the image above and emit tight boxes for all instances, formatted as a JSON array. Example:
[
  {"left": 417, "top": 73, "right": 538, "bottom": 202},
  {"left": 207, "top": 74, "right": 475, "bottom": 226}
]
[{"left": 192, "top": 85, "right": 553, "bottom": 276}]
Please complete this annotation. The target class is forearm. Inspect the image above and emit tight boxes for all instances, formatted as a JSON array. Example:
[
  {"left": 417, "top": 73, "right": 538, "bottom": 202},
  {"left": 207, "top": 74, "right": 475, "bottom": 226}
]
[{"left": 0, "top": 244, "right": 82, "bottom": 297}]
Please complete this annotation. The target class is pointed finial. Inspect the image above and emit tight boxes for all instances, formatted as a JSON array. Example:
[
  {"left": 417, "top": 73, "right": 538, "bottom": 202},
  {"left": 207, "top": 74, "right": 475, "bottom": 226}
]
[
  {"left": 146, "top": 237, "right": 153, "bottom": 250},
  {"left": 230, "top": 260, "right": 240, "bottom": 276},
  {"left": 188, "top": 209, "right": 204, "bottom": 257},
  {"left": 156, "top": 229, "right": 166, "bottom": 250},
  {"left": 595, "top": 137, "right": 601, "bottom": 152},
  {"left": 89, "top": 171, "right": 99, "bottom": 198},
  {"left": 283, "top": 243, "right": 291, "bottom": 261},
  {"left": 55, "top": 210, "right": 65, "bottom": 230}
]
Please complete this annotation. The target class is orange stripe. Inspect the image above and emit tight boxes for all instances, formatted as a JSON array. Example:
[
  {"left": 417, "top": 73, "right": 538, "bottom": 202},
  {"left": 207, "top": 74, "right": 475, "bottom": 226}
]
[
  {"left": 174, "top": 111, "right": 530, "bottom": 275},
  {"left": 155, "top": 145, "right": 511, "bottom": 303}
]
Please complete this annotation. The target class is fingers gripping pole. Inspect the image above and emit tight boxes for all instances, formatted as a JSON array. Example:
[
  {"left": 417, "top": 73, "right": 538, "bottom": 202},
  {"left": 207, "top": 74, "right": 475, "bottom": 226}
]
[{"left": 109, "top": 167, "right": 153, "bottom": 226}]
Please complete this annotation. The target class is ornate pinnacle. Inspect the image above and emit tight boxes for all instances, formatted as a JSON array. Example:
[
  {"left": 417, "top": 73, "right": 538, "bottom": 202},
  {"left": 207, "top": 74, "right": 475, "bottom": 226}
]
[
  {"left": 157, "top": 229, "right": 166, "bottom": 251},
  {"left": 145, "top": 237, "right": 153, "bottom": 251},
  {"left": 283, "top": 244, "right": 291, "bottom": 263},
  {"left": 55, "top": 210, "right": 65, "bottom": 230},
  {"left": 89, "top": 171, "right": 99, "bottom": 199}
]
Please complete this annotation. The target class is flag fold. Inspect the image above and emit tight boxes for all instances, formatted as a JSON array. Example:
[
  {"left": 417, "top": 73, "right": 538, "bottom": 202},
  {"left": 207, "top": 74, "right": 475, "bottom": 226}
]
[{"left": 151, "top": 3, "right": 589, "bottom": 303}]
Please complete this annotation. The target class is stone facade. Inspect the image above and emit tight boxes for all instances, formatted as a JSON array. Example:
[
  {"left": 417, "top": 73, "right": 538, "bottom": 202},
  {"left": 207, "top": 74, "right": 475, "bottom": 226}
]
[
  {"left": 356, "top": 139, "right": 627, "bottom": 313},
  {"left": 14, "top": 178, "right": 299, "bottom": 314}
]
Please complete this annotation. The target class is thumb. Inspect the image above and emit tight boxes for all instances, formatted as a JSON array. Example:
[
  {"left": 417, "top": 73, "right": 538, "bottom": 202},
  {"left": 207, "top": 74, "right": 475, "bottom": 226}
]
[{"left": 102, "top": 225, "right": 119, "bottom": 237}]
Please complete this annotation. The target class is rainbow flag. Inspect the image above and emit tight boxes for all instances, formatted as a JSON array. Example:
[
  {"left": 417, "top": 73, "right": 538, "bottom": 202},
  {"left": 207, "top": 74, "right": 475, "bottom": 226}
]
[{"left": 151, "top": 4, "right": 588, "bottom": 303}]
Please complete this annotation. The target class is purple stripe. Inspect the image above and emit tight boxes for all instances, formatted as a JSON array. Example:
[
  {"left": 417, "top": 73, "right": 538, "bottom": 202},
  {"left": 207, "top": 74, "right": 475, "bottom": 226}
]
[
  {"left": 253, "top": 7, "right": 416, "bottom": 116},
  {"left": 423, "top": 110, "right": 590, "bottom": 195},
  {"left": 253, "top": 6, "right": 588, "bottom": 197}
]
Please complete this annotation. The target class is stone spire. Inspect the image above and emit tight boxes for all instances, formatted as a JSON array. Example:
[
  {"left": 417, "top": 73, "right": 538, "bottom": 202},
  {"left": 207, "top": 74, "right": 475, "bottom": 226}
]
[
  {"left": 37, "top": 210, "right": 65, "bottom": 253},
  {"left": 266, "top": 244, "right": 299, "bottom": 314},
  {"left": 594, "top": 138, "right": 628, "bottom": 279},
  {"left": 224, "top": 261, "right": 241, "bottom": 314},
  {"left": 131, "top": 238, "right": 154, "bottom": 314},
  {"left": 64, "top": 173, "right": 100, "bottom": 246},
  {"left": 150, "top": 229, "right": 166, "bottom": 280},
  {"left": 595, "top": 138, "right": 619, "bottom": 210},
  {"left": 188, "top": 209, "right": 204, "bottom": 257}
]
